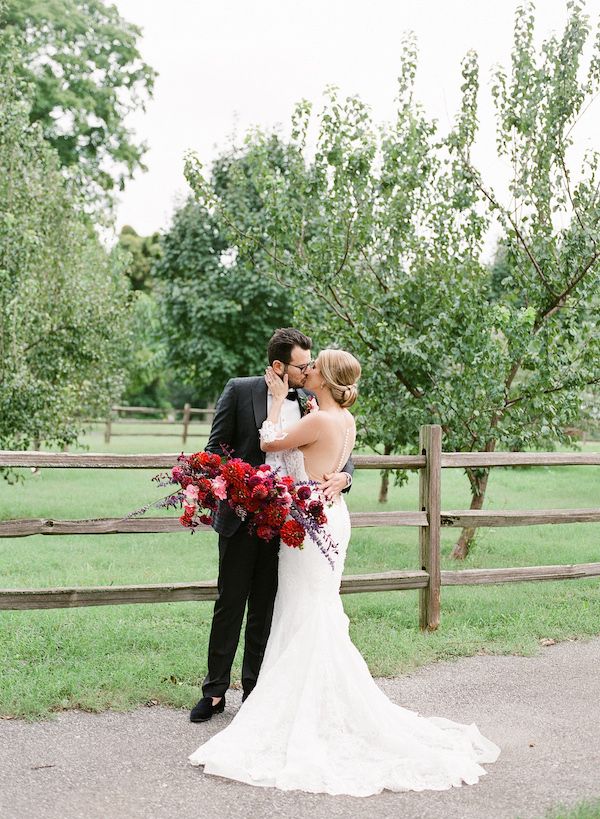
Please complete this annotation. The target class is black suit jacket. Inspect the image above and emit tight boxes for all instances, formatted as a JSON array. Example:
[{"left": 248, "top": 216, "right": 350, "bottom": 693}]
[{"left": 205, "top": 376, "right": 354, "bottom": 537}]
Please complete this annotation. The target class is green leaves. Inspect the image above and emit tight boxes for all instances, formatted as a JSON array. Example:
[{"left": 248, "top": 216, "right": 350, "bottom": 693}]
[
  {"left": 153, "top": 189, "right": 293, "bottom": 399},
  {"left": 0, "top": 33, "right": 133, "bottom": 460},
  {"left": 2, "top": 0, "right": 156, "bottom": 208}
]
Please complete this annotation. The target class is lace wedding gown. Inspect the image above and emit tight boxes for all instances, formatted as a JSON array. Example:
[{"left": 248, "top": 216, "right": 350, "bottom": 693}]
[{"left": 189, "top": 444, "right": 500, "bottom": 796}]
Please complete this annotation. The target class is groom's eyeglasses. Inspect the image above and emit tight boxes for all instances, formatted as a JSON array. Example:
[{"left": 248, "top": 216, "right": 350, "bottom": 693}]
[{"left": 286, "top": 360, "right": 314, "bottom": 374}]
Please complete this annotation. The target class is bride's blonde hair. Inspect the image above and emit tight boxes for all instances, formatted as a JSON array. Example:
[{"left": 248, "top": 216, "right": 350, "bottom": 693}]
[{"left": 317, "top": 349, "right": 361, "bottom": 408}]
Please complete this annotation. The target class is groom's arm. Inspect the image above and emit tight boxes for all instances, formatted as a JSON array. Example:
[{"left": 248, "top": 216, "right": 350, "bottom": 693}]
[
  {"left": 205, "top": 379, "right": 237, "bottom": 457},
  {"left": 319, "top": 457, "right": 354, "bottom": 500},
  {"left": 340, "top": 456, "right": 354, "bottom": 494}
]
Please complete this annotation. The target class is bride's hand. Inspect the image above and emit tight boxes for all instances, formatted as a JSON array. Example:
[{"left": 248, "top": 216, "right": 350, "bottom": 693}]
[{"left": 265, "top": 367, "right": 289, "bottom": 401}]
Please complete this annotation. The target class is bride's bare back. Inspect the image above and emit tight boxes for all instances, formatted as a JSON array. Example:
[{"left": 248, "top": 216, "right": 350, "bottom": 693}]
[{"left": 299, "top": 410, "right": 356, "bottom": 483}]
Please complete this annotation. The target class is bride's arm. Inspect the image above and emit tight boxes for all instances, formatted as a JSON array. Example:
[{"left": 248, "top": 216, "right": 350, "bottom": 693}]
[
  {"left": 260, "top": 367, "right": 321, "bottom": 452},
  {"left": 260, "top": 412, "right": 321, "bottom": 452}
]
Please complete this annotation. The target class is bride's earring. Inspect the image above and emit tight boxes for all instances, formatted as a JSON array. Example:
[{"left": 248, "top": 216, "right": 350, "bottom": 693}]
[{"left": 320, "top": 382, "right": 326, "bottom": 389}]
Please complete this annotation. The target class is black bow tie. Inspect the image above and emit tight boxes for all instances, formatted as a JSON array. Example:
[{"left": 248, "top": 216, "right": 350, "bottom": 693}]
[{"left": 285, "top": 389, "right": 299, "bottom": 401}]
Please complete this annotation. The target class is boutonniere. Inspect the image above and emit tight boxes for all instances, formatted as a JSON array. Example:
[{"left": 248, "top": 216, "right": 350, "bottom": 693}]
[{"left": 299, "top": 394, "right": 319, "bottom": 417}]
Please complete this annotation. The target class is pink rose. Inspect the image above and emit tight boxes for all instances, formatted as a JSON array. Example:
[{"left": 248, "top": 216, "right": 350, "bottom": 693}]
[
  {"left": 277, "top": 488, "right": 292, "bottom": 505},
  {"left": 184, "top": 484, "right": 199, "bottom": 501},
  {"left": 212, "top": 475, "right": 227, "bottom": 500}
]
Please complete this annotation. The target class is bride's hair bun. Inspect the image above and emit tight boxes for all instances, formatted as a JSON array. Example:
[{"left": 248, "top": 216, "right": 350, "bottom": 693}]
[
  {"left": 339, "top": 383, "right": 359, "bottom": 409},
  {"left": 317, "top": 349, "right": 361, "bottom": 408}
]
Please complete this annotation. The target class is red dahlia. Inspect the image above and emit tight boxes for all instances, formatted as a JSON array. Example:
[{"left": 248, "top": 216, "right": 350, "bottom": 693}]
[{"left": 280, "top": 519, "right": 305, "bottom": 549}]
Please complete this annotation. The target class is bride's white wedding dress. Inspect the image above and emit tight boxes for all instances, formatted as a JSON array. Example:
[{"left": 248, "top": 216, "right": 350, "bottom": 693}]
[{"left": 189, "top": 444, "right": 500, "bottom": 796}]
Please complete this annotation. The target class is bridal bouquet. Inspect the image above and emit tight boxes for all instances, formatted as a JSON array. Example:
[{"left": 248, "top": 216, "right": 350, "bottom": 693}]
[{"left": 134, "top": 451, "right": 337, "bottom": 565}]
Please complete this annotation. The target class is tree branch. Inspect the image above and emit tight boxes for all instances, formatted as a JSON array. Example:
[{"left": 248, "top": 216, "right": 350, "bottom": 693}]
[
  {"left": 557, "top": 143, "right": 587, "bottom": 236},
  {"left": 205, "top": 189, "right": 292, "bottom": 268},
  {"left": 564, "top": 89, "right": 600, "bottom": 140},
  {"left": 359, "top": 247, "right": 389, "bottom": 293},
  {"left": 533, "top": 248, "right": 600, "bottom": 331},
  {"left": 459, "top": 151, "right": 559, "bottom": 297},
  {"left": 504, "top": 374, "right": 600, "bottom": 409},
  {"left": 333, "top": 212, "right": 356, "bottom": 277},
  {"left": 22, "top": 324, "right": 80, "bottom": 355},
  {"left": 325, "top": 282, "right": 425, "bottom": 398}
]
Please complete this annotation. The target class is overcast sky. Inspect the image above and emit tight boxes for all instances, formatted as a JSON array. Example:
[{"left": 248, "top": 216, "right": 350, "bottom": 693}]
[{"left": 112, "top": 0, "right": 600, "bottom": 245}]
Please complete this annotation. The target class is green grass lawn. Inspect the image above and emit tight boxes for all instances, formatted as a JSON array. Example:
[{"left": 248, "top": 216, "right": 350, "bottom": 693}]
[
  {"left": 1, "top": 426, "right": 599, "bottom": 719},
  {"left": 542, "top": 799, "right": 600, "bottom": 819}
]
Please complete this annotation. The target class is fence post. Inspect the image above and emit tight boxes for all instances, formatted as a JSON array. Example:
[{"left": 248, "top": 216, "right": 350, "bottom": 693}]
[
  {"left": 31, "top": 437, "right": 41, "bottom": 475},
  {"left": 104, "top": 410, "right": 113, "bottom": 444},
  {"left": 204, "top": 401, "right": 215, "bottom": 424},
  {"left": 418, "top": 424, "right": 442, "bottom": 631},
  {"left": 182, "top": 403, "right": 191, "bottom": 445}
]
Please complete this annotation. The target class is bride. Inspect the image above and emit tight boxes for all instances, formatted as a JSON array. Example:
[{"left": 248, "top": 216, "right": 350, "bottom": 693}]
[{"left": 189, "top": 349, "right": 500, "bottom": 796}]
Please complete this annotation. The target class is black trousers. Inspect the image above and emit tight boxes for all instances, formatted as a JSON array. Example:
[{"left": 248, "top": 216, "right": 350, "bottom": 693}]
[{"left": 202, "top": 527, "right": 279, "bottom": 698}]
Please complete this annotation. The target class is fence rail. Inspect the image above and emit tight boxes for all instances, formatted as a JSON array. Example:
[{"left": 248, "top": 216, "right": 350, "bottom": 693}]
[
  {"left": 2, "top": 564, "right": 599, "bottom": 612},
  {"left": 5, "top": 451, "right": 600, "bottom": 469},
  {"left": 101, "top": 404, "right": 216, "bottom": 444},
  {"left": 1, "top": 427, "right": 599, "bottom": 629}
]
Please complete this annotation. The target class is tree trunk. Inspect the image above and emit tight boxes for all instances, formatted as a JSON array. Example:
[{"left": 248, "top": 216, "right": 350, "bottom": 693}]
[
  {"left": 378, "top": 444, "right": 392, "bottom": 503},
  {"left": 450, "top": 469, "right": 491, "bottom": 559},
  {"left": 451, "top": 434, "right": 499, "bottom": 559}
]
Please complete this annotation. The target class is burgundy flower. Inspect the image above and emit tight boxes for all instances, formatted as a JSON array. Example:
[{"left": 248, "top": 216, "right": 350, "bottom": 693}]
[
  {"left": 179, "top": 513, "right": 195, "bottom": 528},
  {"left": 308, "top": 500, "right": 324, "bottom": 517},
  {"left": 256, "top": 525, "right": 276, "bottom": 540}
]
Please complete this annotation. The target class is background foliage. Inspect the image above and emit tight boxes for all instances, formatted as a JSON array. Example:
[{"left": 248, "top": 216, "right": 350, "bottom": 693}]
[
  {"left": 0, "top": 32, "right": 133, "bottom": 463},
  {"left": 154, "top": 144, "right": 296, "bottom": 400},
  {"left": 1, "top": 0, "right": 156, "bottom": 209},
  {"left": 185, "top": 3, "right": 600, "bottom": 555}
]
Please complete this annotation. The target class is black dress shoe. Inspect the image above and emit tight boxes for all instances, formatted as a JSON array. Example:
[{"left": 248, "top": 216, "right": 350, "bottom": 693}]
[{"left": 190, "top": 695, "right": 225, "bottom": 722}]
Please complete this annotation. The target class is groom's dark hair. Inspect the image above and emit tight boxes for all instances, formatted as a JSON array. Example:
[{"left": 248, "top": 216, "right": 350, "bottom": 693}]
[{"left": 267, "top": 328, "right": 312, "bottom": 365}]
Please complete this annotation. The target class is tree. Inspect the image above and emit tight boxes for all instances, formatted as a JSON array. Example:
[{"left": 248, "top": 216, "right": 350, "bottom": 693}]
[
  {"left": 185, "top": 2, "right": 600, "bottom": 558},
  {"left": 121, "top": 290, "right": 169, "bottom": 408},
  {"left": 0, "top": 32, "right": 133, "bottom": 469},
  {"left": 1, "top": 0, "right": 156, "bottom": 206},
  {"left": 154, "top": 191, "right": 293, "bottom": 401},
  {"left": 115, "top": 226, "right": 167, "bottom": 406},
  {"left": 450, "top": 0, "right": 600, "bottom": 556},
  {"left": 118, "top": 225, "right": 162, "bottom": 293}
]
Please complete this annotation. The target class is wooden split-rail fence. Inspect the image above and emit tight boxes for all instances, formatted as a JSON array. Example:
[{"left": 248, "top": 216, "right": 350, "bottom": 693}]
[
  {"left": 1, "top": 425, "right": 600, "bottom": 630},
  {"left": 103, "top": 404, "right": 216, "bottom": 444}
]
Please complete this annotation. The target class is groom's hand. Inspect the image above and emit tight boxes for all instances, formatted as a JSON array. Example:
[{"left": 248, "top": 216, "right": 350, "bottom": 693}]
[{"left": 319, "top": 472, "right": 351, "bottom": 501}]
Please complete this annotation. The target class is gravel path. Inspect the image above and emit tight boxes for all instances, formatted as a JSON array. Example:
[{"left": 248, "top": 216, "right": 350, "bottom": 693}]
[{"left": 1, "top": 636, "right": 599, "bottom": 819}]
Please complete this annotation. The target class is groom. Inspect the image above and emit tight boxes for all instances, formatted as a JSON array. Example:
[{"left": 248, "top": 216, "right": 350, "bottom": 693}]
[{"left": 190, "top": 327, "right": 354, "bottom": 722}]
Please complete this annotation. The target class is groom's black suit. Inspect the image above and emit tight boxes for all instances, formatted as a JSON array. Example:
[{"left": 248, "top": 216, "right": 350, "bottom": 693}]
[{"left": 202, "top": 375, "right": 354, "bottom": 699}]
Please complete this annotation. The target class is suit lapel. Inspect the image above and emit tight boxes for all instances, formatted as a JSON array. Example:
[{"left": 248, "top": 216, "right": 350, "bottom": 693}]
[
  {"left": 296, "top": 388, "right": 306, "bottom": 417},
  {"left": 252, "top": 378, "right": 268, "bottom": 429}
]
